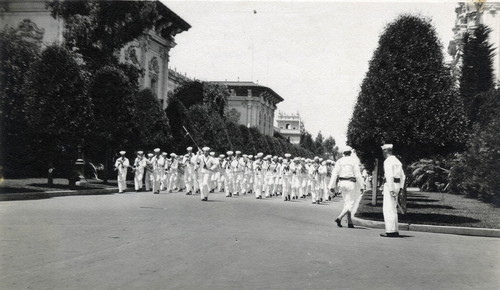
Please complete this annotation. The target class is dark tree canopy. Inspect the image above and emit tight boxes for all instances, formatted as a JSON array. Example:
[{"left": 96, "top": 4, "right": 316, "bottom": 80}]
[
  {"left": 47, "top": 0, "right": 158, "bottom": 66},
  {"left": 172, "top": 80, "right": 229, "bottom": 117},
  {"left": 25, "top": 45, "right": 93, "bottom": 176},
  {"left": 459, "top": 24, "right": 496, "bottom": 125},
  {"left": 347, "top": 14, "right": 467, "bottom": 167},
  {"left": 0, "top": 29, "right": 41, "bottom": 176}
]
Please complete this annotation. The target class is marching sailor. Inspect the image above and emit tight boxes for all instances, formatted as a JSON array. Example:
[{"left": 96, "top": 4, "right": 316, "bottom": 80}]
[
  {"left": 328, "top": 146, "right": 363, "bottom": 228},
  {"left": 184, "top": 147, "right": 195, "bottom": 195},
  {"left": 380, "top": 144, "right": 406, "bottom": 237},
  {"left": 168, "top": 153, "right": 179, "bottom": 192},
  {"left": 225, "top": 151, "right": 234, "bottom": 197},
  {"left": 198, "top": 147, "right": 217, "bottom": 201},
  {"left": 144, "top": 153, "right": 154, "bottom": 191},
  {"left": 114, "top": 151, "right": 130, "bottom": 193},
  {"left": 152, "top": 148, "right": 165, "bottom": 194},
  {"left": 253, "top": 153, "right": 265, "bottom": 199},
  {"left": 132, "top": 151, "right": 146, "bottom": 192},
  {"left": 282, "top": 154, "right": 293, "bottom": 201}
]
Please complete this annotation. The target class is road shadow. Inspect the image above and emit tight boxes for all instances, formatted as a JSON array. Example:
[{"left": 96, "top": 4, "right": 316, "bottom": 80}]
[
  {"left": 407, "top": 198, "right": 439, "bottom": 203},
  {"left": 0, "top": 187, "right": 43, "bottom": 194},
  {"left": 406, "top": 203, "right": 454, "bottom": 209},
  {"left": 357, "top": 212, "right": 481, "bottom": 225}
]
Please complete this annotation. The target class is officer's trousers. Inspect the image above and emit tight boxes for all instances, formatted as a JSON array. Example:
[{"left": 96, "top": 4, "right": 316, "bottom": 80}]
[
  {"left": 383, "top": 183, "right": 400, "bottom": 233},
  {"left": 134, "top": 169, "right": 144, "bottom": 191}
]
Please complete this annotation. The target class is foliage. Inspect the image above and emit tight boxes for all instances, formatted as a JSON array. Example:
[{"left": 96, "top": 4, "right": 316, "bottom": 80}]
[
  {"left": 322, "top": 136, "right": 340, "bottom": 160},
  {"left": 347, "top": 14, "right": 467, "bottom": 167},
  {"left": 0, "top": 29, "right": 41, "bottom": 177},
  {"left": 459, "top": 24, "right": 495, "bottom": 125},
  {"left": 314, "top": 131, "right": 324, "bottom": 155},
  {"left": 186, "top": 104, "right": 229, "bottom": 153},
  {"left": 87, "top": 65, "right": 136, "bottom": 161},
  {"left": 47, "top": 0, "right": 159, "bottom": 66},
  {"left": 131, "top": 89, "right": 172, "bottom": 151},
  {"left": 409, "top": 158, "right": 451, "bottom": 192},
  {"left": 449, "top": 89, "right": 500, "bottom": 202},
  {"left": 299, "top": 132, "right": 315, "bottom": 152},
  {"left": 165, "top": 94, "right": 193, "bottom": 152},
  {"left": 172, "top": 80, "right": 229, "bottom": 117},
  {"left": 25, "top": 45, "right": 93, "bottom": 176}
]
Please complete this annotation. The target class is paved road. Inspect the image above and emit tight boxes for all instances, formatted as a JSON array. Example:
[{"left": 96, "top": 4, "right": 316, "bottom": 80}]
[{"left": 1, "top": 191, "right": 499, "bottom": 289}]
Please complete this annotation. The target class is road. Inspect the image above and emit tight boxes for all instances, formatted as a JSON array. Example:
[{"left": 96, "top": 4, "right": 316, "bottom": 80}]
[{"left": 1, "top": 191, "right": 499, "bottom": 289}]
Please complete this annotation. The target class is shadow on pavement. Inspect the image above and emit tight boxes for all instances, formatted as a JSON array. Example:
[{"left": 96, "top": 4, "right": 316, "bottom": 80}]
[{"left": 358, "top": 212, "right": 481, "bottom": 225}]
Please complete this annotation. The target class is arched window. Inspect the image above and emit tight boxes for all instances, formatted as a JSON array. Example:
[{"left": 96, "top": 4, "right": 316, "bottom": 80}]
[{"left": 285, "top": 123, "right": 291, "bottom": 129}]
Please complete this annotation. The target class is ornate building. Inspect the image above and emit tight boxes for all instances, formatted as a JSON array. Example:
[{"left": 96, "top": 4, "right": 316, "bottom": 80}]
[
  {"left": 0, "top": 0, "right": 191, "bottom": 108},
  {"left": 213, "top": 81, "right": 284, "bottom": 136},
  {"left": 275, "top": 111, "right": 305, "bottom": 144},
  {"left": 448, "top": 2, "right": 500, "bottom": 84}
]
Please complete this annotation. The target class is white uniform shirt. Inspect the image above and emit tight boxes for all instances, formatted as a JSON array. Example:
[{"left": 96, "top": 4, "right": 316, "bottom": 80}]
[
  {"left": 328, "top": 156, "right": 363, "bottom": 189},
  {"left": 383, "top": 155, "right": 406, "bottom": 192}
]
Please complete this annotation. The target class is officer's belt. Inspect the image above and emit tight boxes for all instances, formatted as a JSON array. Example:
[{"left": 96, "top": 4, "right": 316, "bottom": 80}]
[
  {"left": 384, "top": 178, "right": 401, "bottom": 183},
  {"left": 339, "top": 177, "right": 356, "bottom": 182}
]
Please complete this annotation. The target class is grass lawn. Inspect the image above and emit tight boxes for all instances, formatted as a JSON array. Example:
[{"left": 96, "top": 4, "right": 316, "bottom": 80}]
[
  {"left": 355, "top": 189, "right": 500, "bottom": 229},
  {"left": 0, "top": 178, "right": 121, "bottom": 194}
]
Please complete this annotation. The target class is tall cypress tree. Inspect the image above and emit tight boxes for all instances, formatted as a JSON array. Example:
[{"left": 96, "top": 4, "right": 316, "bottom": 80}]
[
  {"left": 347, "top": 14, "right": 467, "bottom": 166},
  {"left": 459, "top": 24, "right": 495, "bottom": 125}
]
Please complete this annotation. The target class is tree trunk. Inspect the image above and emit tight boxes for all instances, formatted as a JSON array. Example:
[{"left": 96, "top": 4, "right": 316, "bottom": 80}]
[
  {"left": 371, "top": 158, "right": 379, "bottom": 206},
  {"left": 103, "top": 150, "right": 109, "bottom": 184}
]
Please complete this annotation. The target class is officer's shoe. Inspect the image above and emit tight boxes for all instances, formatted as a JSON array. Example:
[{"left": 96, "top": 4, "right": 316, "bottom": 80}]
[
  {"left": 335, "top": 218, "right": 342, "bottom": 228},
  {"left": 380, "top": 232, "right": 399, "bottom": 238},
  {"left": 348, "top": 224, "right": 355, "bottom": 228}
]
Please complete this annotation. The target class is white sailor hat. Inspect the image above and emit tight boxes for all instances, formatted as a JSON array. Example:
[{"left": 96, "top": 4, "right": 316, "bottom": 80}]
[
  {"left": 219, "top": 154, "right": 225, "bottom": 158},
  {"left": 263, "top": 155, "right": 270, "bottom": 160},
  {"left": 147, "top": 153, "right": 154, "bottom": 157},
  {"left": 314, "top": 156, "right": 320, "bottom": 161},
  {"left": 235, "top": 151, "right": 241, "bottom": 155},
  {"left": 257, "top": 152, "right": 264, "bottom": 158},
  {"left": 322, "top": 161, "right": 327, "bottom": 165},
  {"left": 170, "top": 153, "right": 176, "bottom": 157},
  {"left": 284, "top": 153, "right": 291, "bottom": 158},
  {"left": 319, "top": 158, "right": 323, "bottom": 162},
  {"left": 227, "top": 151, "right": 234, "bottom": 156},
  {"left": 119, "top": 151, "right": 126, "bottom": 155},
  {"left": 162, "top": 152, "right": 168, "bottom": 156},
  {"left": 137, "top": 151, "right": 144, "bottom": 155},
  {"left": 248, "top": 155, "right": 254, "bottom": 159},
  {"left": 209, "top": 152, "right": 215, "bottom": 156},
  {"left": 242, "top": 154, "right": 248, "bottom": 158},
  {"left": 381, "top": 144, "right": 393, "bottom": 150},
  {"left": 293, "top": 157, "right": 300, "bottom": 162},
  {"left": 202, "top": 146, "right": 210, "bottom": 151},
  {"left": 343, "top": 145, "right": 353, "bottom": 152},
  {"left": 187, "top": 147, "right": 193, "bottom": 151},
  {"left": 278, "top": 157, "right": 283, "bottom": 160},
  {"left": 154, "top": 148, "right": 161, "bottom": 153},
  {"left": 272, "top": 156, "right": 278, "bottom": 160}
]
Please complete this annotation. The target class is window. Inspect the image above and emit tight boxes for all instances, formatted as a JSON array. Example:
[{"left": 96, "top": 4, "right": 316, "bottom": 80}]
[{"left": 285, "top": 124, "right": 291, "bottom": 129}]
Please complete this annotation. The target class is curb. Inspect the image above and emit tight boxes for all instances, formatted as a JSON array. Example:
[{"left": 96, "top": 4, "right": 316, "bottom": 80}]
[
  {"left": 352, "top": 217, "right": 500, "bottom": 238},
  {"left": 0, "top": 187, "right": 117, "bottom": 201}
]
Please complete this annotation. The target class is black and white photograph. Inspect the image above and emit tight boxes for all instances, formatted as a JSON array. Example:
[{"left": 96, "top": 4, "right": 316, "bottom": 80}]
[{"left": 0, "top": 0, "right": 499, "bottom": 289}]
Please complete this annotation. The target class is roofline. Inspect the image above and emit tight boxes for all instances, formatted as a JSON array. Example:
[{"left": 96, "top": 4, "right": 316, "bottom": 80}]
[{"left": 211, "top": 81, "right": 284, "bottom": 103}]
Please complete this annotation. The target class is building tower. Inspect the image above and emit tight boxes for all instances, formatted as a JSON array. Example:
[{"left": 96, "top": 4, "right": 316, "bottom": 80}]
[{"left": 275, "top": 111, "right": 305, "bottom": 144}]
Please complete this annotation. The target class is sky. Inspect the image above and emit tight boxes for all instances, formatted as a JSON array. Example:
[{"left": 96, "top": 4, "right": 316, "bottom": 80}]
[{"left": 165, "top": 0, "right": 458, "bottom": 146}]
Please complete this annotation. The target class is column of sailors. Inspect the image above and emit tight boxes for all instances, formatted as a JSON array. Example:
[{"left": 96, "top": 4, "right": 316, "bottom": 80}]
[{"left": 119, "top": 146, "right": 341, "bottom": 203}]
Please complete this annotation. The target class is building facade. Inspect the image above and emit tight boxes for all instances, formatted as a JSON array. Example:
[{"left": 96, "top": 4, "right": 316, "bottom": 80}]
[
  {"left": 448, "top": 2, "right": 500, "bottom": 85},
  {"left": 0, "top": 0, "right": 191, "bottom": 108},
  {"left": 213, "top": 81, "right": 284, "bottom": 136},
  {"left": 275, "top": 111, "right": 305, "bottom": 144}
]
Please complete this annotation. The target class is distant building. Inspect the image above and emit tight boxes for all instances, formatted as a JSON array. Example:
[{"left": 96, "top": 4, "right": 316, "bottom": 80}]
[
  {"left": 212, "top": 81, "right": 284, "bottom": 136},
  {"left": 0, "top": 0, "right": 191, "bottom": 108},
  {"left": 448, "top": 2, "right": 500, "bottom": 85},
  {"left": 275, "top": 111, "right": 305, "bottom": 144},
  {"left": 166, "top": 68, "right": 193, "bottom": 95}
]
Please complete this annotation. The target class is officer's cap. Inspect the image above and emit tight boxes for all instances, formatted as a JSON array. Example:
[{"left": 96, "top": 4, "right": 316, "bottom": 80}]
[
  {"left": 343, "top": 145, "right": 353, "bottom": 152},
  {"left": 381, "top": 144, "right": 393, "bottom": 150}
]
